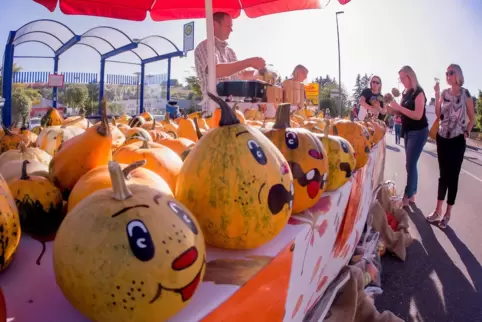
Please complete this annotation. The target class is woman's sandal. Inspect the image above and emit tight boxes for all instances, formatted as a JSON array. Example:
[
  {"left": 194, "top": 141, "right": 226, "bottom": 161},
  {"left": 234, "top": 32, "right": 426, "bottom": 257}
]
[
  {"left": 438, "top": 214, "right": 451, "bottom": 229},
  {"left": 426, "top": 211, "right": 441, "bottom": 223}
]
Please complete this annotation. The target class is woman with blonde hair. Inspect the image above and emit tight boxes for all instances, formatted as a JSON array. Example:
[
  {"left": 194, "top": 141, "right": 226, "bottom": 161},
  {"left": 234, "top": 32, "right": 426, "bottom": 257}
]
[
  {"left": 427, "top": 64, "right": 475, "bottom": 228},
  {"left": 389, "top": 66, "right": 429, "bottom": 206},
  {"left": 358, "top": 75, "right": 386, "bottom": 121}
]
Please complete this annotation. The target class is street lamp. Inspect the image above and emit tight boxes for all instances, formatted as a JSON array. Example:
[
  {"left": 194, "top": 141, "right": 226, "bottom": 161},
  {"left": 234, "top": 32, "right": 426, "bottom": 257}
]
[{"left": 335, "top": 11, "right": 344, "bottom": 117}]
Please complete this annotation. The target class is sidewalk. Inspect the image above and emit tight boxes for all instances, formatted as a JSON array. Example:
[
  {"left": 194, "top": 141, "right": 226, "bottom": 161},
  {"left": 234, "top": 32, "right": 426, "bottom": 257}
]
[{"left": 467, "top": 138, "right": 481, "bottom": 151}]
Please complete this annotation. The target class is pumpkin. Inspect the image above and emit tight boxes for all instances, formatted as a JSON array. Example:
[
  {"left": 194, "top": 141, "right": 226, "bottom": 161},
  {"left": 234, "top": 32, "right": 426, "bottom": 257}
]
[
  {"left": 128, "top": 115, "right": 146, "bottom": 128},
  {"left": 68, "top": 160, "right": 173, "bottom": 212},
  {"left": 264, "top": 104, "right": 328, "bottom": 214},
  {"left": 0, "top": 141, "right": 52, "bottom": 168},
  {"left": 177, "top": 115, "right": 199, "bottom": 142},
  {"left": 330, "top": 119, "right": 371, "bottom": 170},
  {"left": 155, "top": 137, "right": 195, "bottom": 157},
  {"left": 361, "top": 121, "right": 376, "bottom": 147},
  {"left": 19, "top": 116, "right": 38, "bottom": 146},
  {"left": 0, "top": 172, "right": 21, "bottom": 272},
  {"left": 31, "top": 125, "right": 44, "bottom": 135},
  {"left": 233, "top": 103, "right": 246, "bottom": 124},
  {"left": 140, "top": 111, "right": 153, "bottom": 122},
  {"left": 49, "top": 107, "right": 113, "bottom": 199},
  {"left": 116, "top": 113, "right": 132, "bottom": 125},
  {"left": 176, "top": 93, "right": 294, "bottom": 249},
  {"left": 0, "top": 125, "right": 29, "bottom": 153},
  {"left": 124, "top": 127, "right": 153, "bottom": 146},
  {"left": 208, "top": 108, "right": 221, "bottom": 128},
  {"left": 62, "top": 113, "right": 91, "bottom": 130},
  {"left": 8, "top": 160, "right": 63, "bottom": 236},
  {"left": 54, "top": 161, "right": 206, "bottom": 322},
  {"left": 160, "top": 113, "right": 179, "bottom": 133},
  {"left": 0, "top": 159, "right": 49, "bottom": 183},
  {"left": 113, "top": 141, "right": 182, "bottom": 192},
  {"left": 36, "top": 125, "right": 85, "bottom": 156},
  {"left": 41, "top": 107, "right": 64, "bottom": 127},
  {"left": 314, "top": 121, "right": 356, "bottom": 191}
]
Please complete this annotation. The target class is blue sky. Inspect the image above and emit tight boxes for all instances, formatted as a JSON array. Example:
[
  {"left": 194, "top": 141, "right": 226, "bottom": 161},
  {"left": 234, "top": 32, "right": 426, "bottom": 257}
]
[{"left": 2, "top": 0, "right": 482, "bottom": 99}]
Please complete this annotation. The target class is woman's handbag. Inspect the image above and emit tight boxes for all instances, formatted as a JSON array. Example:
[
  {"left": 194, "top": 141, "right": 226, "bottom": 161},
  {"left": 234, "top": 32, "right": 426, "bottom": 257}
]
[{"left": 429, "top": 118, "right": 439, "bottom": 140}]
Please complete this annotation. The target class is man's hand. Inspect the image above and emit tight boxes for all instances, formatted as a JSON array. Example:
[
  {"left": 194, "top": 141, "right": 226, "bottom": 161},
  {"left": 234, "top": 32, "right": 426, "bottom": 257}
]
[{"left": 246, "top": 57, "right": 266, "bottom": 70}]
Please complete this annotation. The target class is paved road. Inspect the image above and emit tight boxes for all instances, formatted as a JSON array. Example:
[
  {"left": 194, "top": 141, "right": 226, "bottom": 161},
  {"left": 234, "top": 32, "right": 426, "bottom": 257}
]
[{"left": 375, "top": 133, "right": 482, "bottom": 322}]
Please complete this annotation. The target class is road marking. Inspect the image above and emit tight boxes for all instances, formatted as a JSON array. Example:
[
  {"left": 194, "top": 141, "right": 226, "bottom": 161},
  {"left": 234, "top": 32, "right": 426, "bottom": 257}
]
[{"left": 461, "top": 168, "right": 482, "bottom": 184}]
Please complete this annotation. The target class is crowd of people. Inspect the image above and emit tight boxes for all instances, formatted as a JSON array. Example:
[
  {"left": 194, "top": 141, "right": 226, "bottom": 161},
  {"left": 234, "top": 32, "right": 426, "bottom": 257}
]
[{"left": 193, "top": 11, "right": 475, "bottom": 230}]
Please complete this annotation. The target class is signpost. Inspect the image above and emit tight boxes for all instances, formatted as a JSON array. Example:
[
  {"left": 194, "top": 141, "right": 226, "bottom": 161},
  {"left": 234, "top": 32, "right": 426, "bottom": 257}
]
[
  {"left": 305, "top": 83, "right": 320, "bottom": 106},
  {"left": 183, "top": 21, "right": 195, "bottom": 53}
]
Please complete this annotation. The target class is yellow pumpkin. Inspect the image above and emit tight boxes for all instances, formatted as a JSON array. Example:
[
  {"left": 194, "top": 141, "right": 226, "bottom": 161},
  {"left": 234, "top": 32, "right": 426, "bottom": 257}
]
[
  {"left": 0, "top": 141, "right": 52, "bottom": 168},
  {"left": 40, "top": 107, "right": 64, "bottom": 127},
  {"left": 264, "top": 104, "right": 328, "bottom": 214},
  {"left": 330, "top": 119, "right": 371, "bottom": 170},
  {"left": 8, "top": 160, "right": 63, "bottom": 237},
  {"left": 314, "top": 121, "right": 356, "bottom": 191},
  {"left": 36, "top": 125, "right": 85, "bottom": 156},
  {"left": 68, "top": 160, "right": 173, "bottom": 212},
  {"left": 0, "top": 172, "right": 21, "bottom": 272},
  {"left": 54, "top": 161, "right": 206, "bottom": 322},
  {"left": 176, "top": 93, "right": 294, "bottom": 249},
  {"left": 0, "top": 125, "right": 29, "bottom": 153},
  {"left": 113, "top": 141, "right": 182, "bottom": 192}
]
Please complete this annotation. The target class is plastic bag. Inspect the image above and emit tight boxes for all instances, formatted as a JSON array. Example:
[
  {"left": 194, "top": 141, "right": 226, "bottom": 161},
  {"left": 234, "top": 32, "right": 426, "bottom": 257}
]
[{"left": 350, "top": 230, "right": 382, "bottom": 288}]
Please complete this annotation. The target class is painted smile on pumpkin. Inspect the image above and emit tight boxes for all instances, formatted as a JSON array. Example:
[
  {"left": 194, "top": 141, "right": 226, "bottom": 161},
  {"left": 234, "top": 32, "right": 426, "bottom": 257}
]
[
  {"left": 267, "top": 181, "right": 294, "bottom": 215},
  {"left": 340, "top": 162, "right": 352, "bottom": 178},
  {"left": 288, "top": 161, "right": 327, "bottom": 199},
  {"left": 150, "top": 255, "right": 205, "bottom": 304}
]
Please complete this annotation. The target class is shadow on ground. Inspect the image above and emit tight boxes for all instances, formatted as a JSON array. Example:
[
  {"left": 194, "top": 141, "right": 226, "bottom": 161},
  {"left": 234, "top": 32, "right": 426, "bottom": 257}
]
[{"left": 375, "top": 204, "right": 482, "bottom": 322}]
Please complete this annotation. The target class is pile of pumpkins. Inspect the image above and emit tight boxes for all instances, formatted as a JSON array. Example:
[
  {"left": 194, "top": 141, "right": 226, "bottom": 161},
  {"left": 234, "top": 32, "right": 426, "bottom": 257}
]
[{"left": 0, "top": 95, "right": 385, "bottom": 322}]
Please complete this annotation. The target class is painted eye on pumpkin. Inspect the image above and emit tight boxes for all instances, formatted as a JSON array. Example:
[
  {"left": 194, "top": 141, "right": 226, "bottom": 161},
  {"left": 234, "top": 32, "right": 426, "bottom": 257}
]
[
  {"left": 285, "top": 131, "right": 299, "bottom": 149},
  {"left": 247, "top": 140, "right": 267, "bottom": 165},
  {"left": 168, "top": 201, "right": 199, "bottom": 235},
  {"left": 126, "top": 219, "right": 155, "bottom": 262},
  {"left": 308, "top": 149, "right": 322, "bottom": 160},
  {"left": 339, "top": 140, "right": 349, "bottom": 153}
]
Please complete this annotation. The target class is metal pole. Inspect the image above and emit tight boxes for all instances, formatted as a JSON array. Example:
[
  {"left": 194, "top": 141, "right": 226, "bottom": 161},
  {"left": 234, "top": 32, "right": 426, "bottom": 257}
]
[{"left": 336, "top": 11, "right": 344, "bottom": 117}]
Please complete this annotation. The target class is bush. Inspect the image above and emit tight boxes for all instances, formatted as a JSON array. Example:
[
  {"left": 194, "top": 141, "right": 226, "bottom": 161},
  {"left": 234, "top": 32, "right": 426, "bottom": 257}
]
[{"left": 11, "top": 91, "right": 31, "bottom": 121}]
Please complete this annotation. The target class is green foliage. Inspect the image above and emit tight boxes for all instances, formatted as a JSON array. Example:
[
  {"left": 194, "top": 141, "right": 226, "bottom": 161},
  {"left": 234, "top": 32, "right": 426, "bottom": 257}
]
[
  {"left": 475, "top": 90, "right": 482, "bottom": 130},
  {"left": 63, "top": 84, "right": 88, "bottom": 111},
  {"left": 11, "top": 91, "right": 31, "bottom": 121},
  {"left": 185, "top": 75, "right": 202, "bottom": 98},
  {"left": 313, "top": 75, "right": 350, "bottom": 117},
  {"left": 107, "top": 102, "right": 125, "bottom": 115}
]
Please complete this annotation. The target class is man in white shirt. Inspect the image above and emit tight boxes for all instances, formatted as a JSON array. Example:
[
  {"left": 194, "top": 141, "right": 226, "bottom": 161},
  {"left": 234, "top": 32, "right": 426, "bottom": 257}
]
[{"left": 194, "top": 12, "right": 266, "bottom": 109}]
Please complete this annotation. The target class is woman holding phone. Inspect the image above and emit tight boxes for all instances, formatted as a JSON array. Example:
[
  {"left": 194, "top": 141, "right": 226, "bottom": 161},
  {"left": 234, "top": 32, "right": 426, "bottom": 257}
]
[
  {"left": 358, "top": 75, "right": 387, "bottom": 121},
  {"left": 426, "top": 64, "right": 475, "bottom": 228},
  {"left": 389, "top": 66, "right": 429, "bottom": 206}
]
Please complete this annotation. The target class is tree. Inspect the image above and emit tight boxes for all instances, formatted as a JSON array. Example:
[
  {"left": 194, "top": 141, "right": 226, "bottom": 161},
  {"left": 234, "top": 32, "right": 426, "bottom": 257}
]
[
  {"left": 314, "top": 75, "right": 350, "bottom": 117},
  {"left": 352, "top": 73, "right": 363, "bottom": 102},
  {"left": 63, "top": 84, "right": 88, "bottom": 112},
  {"left": 360, "top": 73, "right": 372, "bottom": 90},
  {"left": 108, "top": 102, "right": 125, "bottom": 115},
  {"left": 11, "top": 91, "right": 31, "bottom": 121},
  {"left": 185, "top": 75, "right": 202, "bottom": 98},
  {"left": 475, "top": 90, "right": 482, "bottom": 130}
]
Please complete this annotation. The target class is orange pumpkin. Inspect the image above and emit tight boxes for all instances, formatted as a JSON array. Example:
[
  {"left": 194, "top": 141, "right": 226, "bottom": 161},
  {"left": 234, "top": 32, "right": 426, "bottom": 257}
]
[
  {"left": 177, "top": 115, "right": 199, "bottom": 142},
  {"left": 113, "top": 141, "right": 182, "bottom": 192},
  {"left": 264, "top": 104, "right": 328, "bottom": 214},
  {"left": 68, "top": 160, "right": 173, "bottom": 212},
  {"left": 155, "top": 137, "right": 195, "bottom": 157},
  {"left": 0, "top": 125, "right": 29, "bottom": 153},
  {"left": 160, "top": 113, "right": 179, "bottom": 133},
  {"left": 330, "top": 119, "right": 371, "bottom": 170},
  {"left": 40, "top": 107, "right": 64, "bottom": 127}
]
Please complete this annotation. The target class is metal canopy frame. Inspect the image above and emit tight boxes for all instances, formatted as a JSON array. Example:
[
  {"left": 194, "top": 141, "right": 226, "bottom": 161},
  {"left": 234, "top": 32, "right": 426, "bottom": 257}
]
[{"left": 1, "top": 19, "right": 184, "bottom": 126}]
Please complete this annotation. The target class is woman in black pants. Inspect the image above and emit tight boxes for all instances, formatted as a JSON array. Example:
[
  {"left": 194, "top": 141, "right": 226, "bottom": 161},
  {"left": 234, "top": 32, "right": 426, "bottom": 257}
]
[{"left": 427, "top": 64, "right": 475, "bottom": 228}]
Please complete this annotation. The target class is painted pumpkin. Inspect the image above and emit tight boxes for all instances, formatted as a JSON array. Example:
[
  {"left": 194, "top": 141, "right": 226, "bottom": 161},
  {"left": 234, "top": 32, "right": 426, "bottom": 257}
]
[
  {"left": 314, "top": 121, "right": 356, "bottom": 191},
  {"left": 0, "top": 159, "right": 49, "bottom": 183},
  {"left": 330, "top": 120, "right": 371, "bottom": 170},
  {"left": 176, "top": 93, "right": 294, "bottom": 249},
  {"left": 41, "top": 107, "right": 64, "bottom": 127},
  {"left": 36, "top": 125, "right": 85, "bottom": 156},
  {"left": 9, "top": 160, "right": 63, "bottom": 236},
  {"left": 0, "top": 141, "right": 52, "bottom": 168},
  {"left": 264, "top": 104, "right": 328, "bottom": 214},
  {"left": 0, "top": 172, "right": 21, "bottom": 272},
  {"left": 50, "top": 111, "right": 113, "bottom": 199},
  {"left": 68, "top": 160, "right": 173, "bottom": 212},
  {"left": 54, "top": 161, "right": 206, "bottom": 322},
  {"left": 361, "top": 121, "right": 376, "bottom": 147},
  {"left": 113, "top": 141, "right": 182, "bottom": 192},
  {"left": 0, "top": 125, "right": 29, "bottom": 153}
]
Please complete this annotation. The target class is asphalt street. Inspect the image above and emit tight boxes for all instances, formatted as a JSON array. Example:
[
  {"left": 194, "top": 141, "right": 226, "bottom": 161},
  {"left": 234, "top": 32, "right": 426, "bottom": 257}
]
[{"left": 375, "top": 133, "right": 482, "bottom": 322}]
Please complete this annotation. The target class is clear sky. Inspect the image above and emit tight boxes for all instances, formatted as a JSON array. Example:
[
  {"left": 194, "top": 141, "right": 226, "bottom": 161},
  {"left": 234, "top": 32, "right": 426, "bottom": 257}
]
[{"left": 1, "top": 0, "right": 482, "bottom": 100}]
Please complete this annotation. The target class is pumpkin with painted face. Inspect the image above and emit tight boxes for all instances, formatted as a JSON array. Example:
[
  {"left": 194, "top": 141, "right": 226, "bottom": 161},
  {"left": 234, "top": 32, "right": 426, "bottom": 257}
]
[
  {"left": 330, "top": 119, "right": 371, "bottom": 170},
  {"left": 54, "top": 161, "right": 206, "bottom": 322},
  {"left": 176, "top": 93, "right": 294, "bottom": 250},
  {"left": 264, "top": 104, "right": 328, "bottom": 214},
  {"left": 314, "top": 121, "right": 356, "bottom": 191}
]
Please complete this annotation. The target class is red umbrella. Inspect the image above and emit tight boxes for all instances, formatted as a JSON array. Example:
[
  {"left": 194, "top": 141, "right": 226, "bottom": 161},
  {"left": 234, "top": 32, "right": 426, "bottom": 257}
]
[{"left": 32, "top": 0, "right": 353, "bottom": 21}]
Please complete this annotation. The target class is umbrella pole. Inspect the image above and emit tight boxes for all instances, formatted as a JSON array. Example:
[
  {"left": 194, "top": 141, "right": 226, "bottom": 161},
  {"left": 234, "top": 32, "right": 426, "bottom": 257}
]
[{"left": 205, "top": 0, "right": 216, "bottom": 114}]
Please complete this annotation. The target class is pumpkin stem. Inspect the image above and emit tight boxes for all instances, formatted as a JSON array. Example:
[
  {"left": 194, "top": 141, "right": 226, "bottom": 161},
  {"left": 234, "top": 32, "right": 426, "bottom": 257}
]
[
  {"left": 207, "top": 92, "right": 240, "bottom": 126},
  {"left": 2, "top": 124, "right": 13, "bottom": 136},
  {"left": 96, "top": 98, "right": 111, "bottom": 136},
  {"left": 122, "top": 160, "right": 147, "bottom": 179},
  {"left": 273, "top": 104, "right": 292, "bottom": 129},
  {"left": 20, "top": 160, "right": 30, "bottom": 180},
  {"left": 151, "top": 119, "right": 156, "bottom": 130},
  {"left": 109, "top": 161, "right": 132, "bottom": 201},
  {"left": 193, "top": 117, "right": 203, "bottom": 139},
  {"left": 112, "top": 118, "right": 117, "bottom": 126},
  {"left": 141, "top": 139, "right": 151, "bottom": 149},
  {"left": 323, "top": 119, "right": 330, "bottom": 136},
  {"left": 165, "top": 112, "right": 171, "bottom": 122}
]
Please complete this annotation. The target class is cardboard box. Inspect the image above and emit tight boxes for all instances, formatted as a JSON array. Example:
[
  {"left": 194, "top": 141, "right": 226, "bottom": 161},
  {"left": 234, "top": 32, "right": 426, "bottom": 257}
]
[
  {"left": 282, "top": 80, "right": 304, "bottom": 105},
  {"left": 266, "top": 86, "right": 283, "bottom": 103}
]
